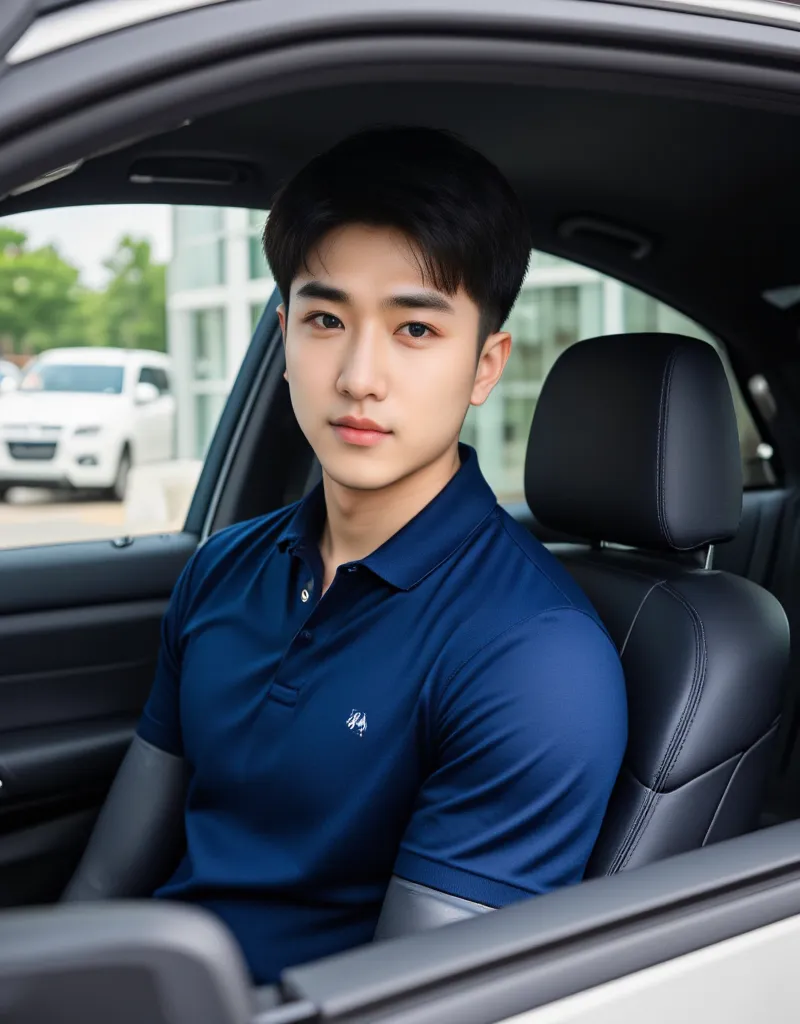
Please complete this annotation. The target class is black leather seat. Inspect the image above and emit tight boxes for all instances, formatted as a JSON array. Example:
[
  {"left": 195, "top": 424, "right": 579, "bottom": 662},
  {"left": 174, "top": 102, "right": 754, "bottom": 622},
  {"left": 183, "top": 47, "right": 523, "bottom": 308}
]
[{"left": 525, "top": 333, "right": 790, "bottom": 875}]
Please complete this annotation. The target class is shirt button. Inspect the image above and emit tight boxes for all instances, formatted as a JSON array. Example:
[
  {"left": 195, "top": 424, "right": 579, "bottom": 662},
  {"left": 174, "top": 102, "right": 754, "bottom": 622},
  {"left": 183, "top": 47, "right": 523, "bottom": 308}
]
[
  {"left": 347, "top": 565, "right": 358, "bottom": 573},
  {"left": 301, "top": 588, "right": 310, "bottom": 603},
  {"left": 299, "top": 629, "right": 313, "bottom": 644}
]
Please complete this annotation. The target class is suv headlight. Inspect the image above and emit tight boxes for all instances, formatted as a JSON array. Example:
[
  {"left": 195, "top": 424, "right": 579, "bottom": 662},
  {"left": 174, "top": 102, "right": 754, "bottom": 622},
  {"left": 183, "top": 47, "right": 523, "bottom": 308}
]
[{"left": 74, "top": 425, "right": 102, "bottom": 436}]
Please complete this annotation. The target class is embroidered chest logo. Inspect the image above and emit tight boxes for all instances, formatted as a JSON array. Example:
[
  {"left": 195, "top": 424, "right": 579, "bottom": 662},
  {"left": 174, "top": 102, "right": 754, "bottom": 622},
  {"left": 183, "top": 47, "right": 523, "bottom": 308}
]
[{"left": 346, "top": 709, "right": 368, "bottom": 738}]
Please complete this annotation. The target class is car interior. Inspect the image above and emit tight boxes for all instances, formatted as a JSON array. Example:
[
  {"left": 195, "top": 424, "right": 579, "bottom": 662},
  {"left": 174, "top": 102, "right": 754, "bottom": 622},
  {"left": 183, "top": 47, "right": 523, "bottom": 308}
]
[{"left": 3, "top": 18, "right": 800, "bottom": 1019}]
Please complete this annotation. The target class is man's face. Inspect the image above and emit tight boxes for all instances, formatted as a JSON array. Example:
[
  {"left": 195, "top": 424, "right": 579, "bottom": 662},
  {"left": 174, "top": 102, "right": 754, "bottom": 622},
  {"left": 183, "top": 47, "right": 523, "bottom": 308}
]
[{"left": 279, "top": 223, "right": 510, "bottom": 493}]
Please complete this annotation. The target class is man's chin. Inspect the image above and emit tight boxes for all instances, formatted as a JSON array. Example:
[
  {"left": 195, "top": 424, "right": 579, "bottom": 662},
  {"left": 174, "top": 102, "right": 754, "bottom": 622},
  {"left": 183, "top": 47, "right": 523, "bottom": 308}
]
[
  {"left": 312, "top": 446, "right": 400, "bottom": 493},
  {"left": 321, "top": 462, "right": 402, "bottom": 494}
]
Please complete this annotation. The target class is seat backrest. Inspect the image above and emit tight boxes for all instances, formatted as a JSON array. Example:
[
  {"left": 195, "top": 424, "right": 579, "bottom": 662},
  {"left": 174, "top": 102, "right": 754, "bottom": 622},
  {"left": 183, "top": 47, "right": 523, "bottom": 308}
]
[{"left": 525, "top": 333, "right": 790, "bottom": 875}]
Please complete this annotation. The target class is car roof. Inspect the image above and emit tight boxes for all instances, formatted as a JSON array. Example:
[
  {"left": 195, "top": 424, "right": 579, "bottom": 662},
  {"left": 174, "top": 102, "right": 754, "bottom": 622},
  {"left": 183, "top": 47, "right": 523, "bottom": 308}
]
[
  {"left": 4, "top": 0, "right": 800, "bottom": 68},
  {"left": 614, "top": 0, "right": 800, "bottom": 29},
  {"left": 5, "top": 0, "right": 800, "bottom": 67},
  {"left": 5, "top": 1, "right": 230, "bottom": 65},
  {"left": 34, "top": 348, "right": 171, "bottom": 366}
]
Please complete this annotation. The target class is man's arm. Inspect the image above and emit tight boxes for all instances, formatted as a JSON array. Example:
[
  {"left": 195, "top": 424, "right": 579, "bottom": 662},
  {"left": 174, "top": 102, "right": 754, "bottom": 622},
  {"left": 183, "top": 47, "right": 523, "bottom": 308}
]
[
  {"left": 62, "top": 555, "right": 195, "bottom": 901},
  {"left": 61, "top": 736, "right": 187, "bottom": 900},
  {"left": 384, "top": 607, "right": 627, "bottom": 928},
  {"left": 374, "top": 876, "right": 489, "bottom": 940}
]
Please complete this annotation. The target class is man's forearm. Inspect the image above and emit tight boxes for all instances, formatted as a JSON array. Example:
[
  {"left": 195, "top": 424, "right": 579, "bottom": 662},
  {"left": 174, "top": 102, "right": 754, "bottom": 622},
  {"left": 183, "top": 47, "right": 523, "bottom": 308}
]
[
  {"left": 61, "top": 735, "right": 188, "bottom": 901},
  {"left": 374, "top": 876, "right": 490, "bottom": 940}
]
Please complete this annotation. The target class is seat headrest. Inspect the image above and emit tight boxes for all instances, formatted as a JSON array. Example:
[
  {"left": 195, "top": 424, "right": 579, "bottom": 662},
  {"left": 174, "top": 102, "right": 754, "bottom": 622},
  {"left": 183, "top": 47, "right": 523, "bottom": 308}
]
[{"left": 525, "top": 333, "right": 742, "bottom": 552}]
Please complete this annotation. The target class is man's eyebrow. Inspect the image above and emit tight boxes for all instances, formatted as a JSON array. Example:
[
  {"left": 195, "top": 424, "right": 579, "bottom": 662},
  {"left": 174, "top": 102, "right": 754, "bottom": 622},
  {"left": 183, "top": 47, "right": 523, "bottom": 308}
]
[
  {"left": 295, "top": 281, "right": 351, "bottom": 303},
  {"left": 381, "top": 292, "right": 455, "bottom": 314},
  {"left": 294, "top": 282, "right": 454, "bottom": 314}
]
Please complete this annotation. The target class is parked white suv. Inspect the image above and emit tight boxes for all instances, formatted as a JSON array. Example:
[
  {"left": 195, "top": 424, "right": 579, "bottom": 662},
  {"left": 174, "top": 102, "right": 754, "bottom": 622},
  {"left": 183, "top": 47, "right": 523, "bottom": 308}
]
[{"left": 0, "top": 348, "right": 176, "bottom": 502}]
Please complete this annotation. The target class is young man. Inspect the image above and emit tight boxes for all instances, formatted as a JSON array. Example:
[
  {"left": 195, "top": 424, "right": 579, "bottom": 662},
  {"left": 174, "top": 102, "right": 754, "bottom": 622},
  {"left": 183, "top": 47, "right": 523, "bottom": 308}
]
[{"left": 68, "top": 127, "right": 627, "bottom": 984}]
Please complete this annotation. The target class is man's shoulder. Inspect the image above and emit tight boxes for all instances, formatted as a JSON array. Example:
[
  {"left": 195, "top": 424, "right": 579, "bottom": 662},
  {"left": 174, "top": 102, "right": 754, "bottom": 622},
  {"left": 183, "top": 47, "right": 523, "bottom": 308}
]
[
  {"left": 443, "top": 514, "right": 627, "bottom": 741},
  {"left": 435, "top": 505, "right": 623, "bottom": 694},
  {"left": 476, "top": 505, "right": 604, "bottom": 623}
]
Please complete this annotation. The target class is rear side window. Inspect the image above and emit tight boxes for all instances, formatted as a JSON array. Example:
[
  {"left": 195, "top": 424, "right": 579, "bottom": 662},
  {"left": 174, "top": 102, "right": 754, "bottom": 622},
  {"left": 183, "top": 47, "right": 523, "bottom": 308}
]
[
  {"left": 139, "top": 366, "right": 170, "bottom": 394},
  {"left": 460, "top": 251, "right": 770, "bottom": 503}
]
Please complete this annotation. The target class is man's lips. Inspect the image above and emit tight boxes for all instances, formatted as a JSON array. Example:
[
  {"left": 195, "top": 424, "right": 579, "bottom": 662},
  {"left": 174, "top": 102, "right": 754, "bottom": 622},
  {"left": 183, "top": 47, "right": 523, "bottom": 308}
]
[{"left": 331, "top": 416, "right": 391, "bottom": 447}]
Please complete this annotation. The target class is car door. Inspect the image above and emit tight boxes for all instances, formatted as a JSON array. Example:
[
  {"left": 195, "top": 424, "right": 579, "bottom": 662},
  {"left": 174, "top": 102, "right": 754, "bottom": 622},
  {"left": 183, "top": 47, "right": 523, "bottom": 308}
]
[
  {"left": 0, "top": 281, "right": 295, "bottom": 905},
  {"left": 243, "top": 817, "right": 800, "bottom": 1023}
]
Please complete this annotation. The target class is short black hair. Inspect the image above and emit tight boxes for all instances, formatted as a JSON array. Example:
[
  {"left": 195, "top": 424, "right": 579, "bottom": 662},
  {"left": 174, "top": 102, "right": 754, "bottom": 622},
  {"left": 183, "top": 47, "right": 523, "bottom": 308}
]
[{"left": 263, "top": 126, "right": 531, "bottom": 341}]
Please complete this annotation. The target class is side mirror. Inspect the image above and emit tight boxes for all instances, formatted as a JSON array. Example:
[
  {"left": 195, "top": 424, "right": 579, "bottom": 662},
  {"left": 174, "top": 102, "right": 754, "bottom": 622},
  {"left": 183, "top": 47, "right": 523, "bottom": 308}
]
[{"left": 134, "top": 381, "right": 159, "bottom": 405}]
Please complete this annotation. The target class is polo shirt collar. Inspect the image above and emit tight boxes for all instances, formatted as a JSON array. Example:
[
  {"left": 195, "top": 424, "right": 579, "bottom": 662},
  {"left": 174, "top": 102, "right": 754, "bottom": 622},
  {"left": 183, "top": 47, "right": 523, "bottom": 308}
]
[{"left": 276, "top": 444, "right": 497, "bottom": 591}]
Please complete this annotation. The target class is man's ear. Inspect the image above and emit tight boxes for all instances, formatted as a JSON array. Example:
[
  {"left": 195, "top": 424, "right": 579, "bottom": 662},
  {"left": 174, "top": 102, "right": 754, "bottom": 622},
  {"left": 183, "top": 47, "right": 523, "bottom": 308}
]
[
  {"left": 277, "top": 304, "right": 288, "bottom": 381},
  {"left": 470, "top": 331, "right": 512, "bottom": 408}
]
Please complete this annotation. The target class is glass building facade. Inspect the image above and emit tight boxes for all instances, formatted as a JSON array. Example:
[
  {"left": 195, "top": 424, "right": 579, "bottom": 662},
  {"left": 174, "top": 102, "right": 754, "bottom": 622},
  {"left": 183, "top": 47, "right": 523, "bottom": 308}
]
[{"left": 167, "top": 207, "right": 272, "bottom": 461}]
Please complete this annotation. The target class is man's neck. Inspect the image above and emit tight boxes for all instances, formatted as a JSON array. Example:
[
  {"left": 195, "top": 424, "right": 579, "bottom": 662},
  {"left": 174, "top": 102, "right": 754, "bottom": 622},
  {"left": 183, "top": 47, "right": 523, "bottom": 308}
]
[{"left": 319, "top": 445, "right": 462, "bottom": 589}]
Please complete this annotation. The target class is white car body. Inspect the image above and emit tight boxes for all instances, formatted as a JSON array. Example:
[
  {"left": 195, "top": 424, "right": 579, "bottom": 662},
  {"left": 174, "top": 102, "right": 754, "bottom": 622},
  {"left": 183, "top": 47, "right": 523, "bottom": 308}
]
[{"left": 0, "top": 348, "right": 175, "bottom": 495}]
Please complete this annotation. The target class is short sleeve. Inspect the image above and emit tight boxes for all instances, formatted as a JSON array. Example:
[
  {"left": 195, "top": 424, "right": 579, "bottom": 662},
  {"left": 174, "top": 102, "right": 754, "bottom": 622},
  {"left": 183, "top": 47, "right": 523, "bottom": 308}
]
[
  {"left": 394, "top": 608, "right": 628, "bottom": 907},
  {"left": 135, "top": 553, "right": 199, "bottom": 757}
]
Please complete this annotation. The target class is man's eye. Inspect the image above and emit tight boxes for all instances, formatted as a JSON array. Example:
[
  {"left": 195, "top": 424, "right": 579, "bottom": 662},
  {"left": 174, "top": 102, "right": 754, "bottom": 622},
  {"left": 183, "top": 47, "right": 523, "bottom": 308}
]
[
  {"left": 308, "top": 313, "right": 343, "bottom": 330},
  {"left": 398, "top": 322, "right": 433, "bottom": 340}
]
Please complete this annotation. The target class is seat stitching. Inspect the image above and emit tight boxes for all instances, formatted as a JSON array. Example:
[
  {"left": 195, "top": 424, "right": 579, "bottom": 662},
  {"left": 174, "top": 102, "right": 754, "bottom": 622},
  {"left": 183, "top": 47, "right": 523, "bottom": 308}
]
[
  {"left": 602, "top": 582, "right": 663, "bottom": 873},
  {"left": 701, "top": 718, "right": 780, "bottom": 846},
  {"left": 601, "top": 730, "right": 778, "bottom": 876},
  {"left": 617, "top": 582, "right": 707, "bottom": 870},
  {"left": 607, "top": 588, "right": 670, "bottom": 872},
  {"left": 605, "top": 787, "right": 650, "bottom": 876},
  {"left": 611, "top": 579, "right": 707, "bottom": 872},
  {"left": 651, "top": 583, "right": 708, "bottom": 791},
  {"left": 619, "top": 581, "right": 661, "bottom": 659}
]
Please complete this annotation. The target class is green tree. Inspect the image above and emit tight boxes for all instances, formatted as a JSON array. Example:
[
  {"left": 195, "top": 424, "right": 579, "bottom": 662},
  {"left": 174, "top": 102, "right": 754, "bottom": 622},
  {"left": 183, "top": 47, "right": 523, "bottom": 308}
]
[
  {"left": 102, "top": 236, "right": 166, "bottom": 352},
  {"left": 75, "top": 287, "right": 109, "bottom": 348},
  {"left": 0, "top": 228, "right": 167, "bottom": 358},
  {"left": 0, "top": 227, "right": 84, "bottom": 356}
]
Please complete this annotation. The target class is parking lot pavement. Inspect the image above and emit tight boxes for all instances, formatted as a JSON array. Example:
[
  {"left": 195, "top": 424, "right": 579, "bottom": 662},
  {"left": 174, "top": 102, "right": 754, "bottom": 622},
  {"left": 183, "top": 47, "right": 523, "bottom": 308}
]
[
  {"left": 0, "top": 489, "right": 126, "bottom": 549},
  {"left": 0, "top": 461, "right": 202, "bottom": 549}
]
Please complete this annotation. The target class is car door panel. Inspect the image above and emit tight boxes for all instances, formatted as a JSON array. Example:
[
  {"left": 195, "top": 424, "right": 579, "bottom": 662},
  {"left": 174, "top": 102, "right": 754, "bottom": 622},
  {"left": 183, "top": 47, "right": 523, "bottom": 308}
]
[
  {"left": 269, "top": 820, "right": 800, "bottom": 1024},
  {"left": 0, "top": 719, "right": 135, "bottom": 805},
  {"left": 0, "top": 533, "right": 196, "bottom": 615},
  {"left": 509, "top": 913, "right": 799, "bottom": 1024},
  {"left": 0, "top": 272, "right": 284, "bottom": 913},
  {"left": 0, "top": 532, "right": 196, "bottom": 905}
]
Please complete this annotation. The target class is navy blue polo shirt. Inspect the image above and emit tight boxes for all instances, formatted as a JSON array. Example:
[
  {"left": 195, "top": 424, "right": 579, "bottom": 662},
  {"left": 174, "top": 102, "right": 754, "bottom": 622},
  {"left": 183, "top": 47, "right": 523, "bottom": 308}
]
[{"left": 137, "top": 444, "right": 627, "bottom": 984}]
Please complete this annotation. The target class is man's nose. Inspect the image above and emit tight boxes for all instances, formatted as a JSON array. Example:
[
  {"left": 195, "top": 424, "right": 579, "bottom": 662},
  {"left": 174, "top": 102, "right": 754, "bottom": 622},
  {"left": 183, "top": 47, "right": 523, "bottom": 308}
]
[{"left": 336, "top": 327, "right": 388, "bottom": 401}]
